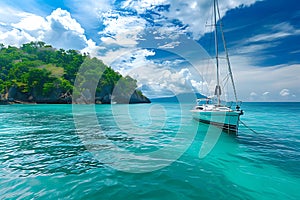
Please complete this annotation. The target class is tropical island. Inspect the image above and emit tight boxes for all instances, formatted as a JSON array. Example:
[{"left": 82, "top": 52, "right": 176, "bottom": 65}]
[{"left": 0, "top": 41, "right": 150, "bottom": 104}]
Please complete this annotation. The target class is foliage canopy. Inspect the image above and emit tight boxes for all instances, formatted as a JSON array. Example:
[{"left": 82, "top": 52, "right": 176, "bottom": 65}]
[{"left": 0, "top": 41, "right": 144, "bottom": 103}]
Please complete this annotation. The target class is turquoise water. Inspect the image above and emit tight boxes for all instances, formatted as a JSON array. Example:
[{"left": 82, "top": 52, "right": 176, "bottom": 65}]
[{"left": 0, "top": 102, "right": 299, "bottom": 199}]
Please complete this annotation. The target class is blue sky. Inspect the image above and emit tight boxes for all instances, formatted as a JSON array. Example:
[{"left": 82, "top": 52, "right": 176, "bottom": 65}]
[{"left": 0, "top": 0, "right": 299, "bottom": 101}]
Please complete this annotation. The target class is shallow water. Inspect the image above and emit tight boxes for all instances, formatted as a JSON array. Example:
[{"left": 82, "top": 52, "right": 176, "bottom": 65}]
[{"left": 0, "top": 102, "right": 299, "bottom": 199}]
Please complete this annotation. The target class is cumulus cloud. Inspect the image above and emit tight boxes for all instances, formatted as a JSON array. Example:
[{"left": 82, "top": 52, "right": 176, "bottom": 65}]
[
  {"left": 99, "top": 11, "right": 147, "bottom": 47},
  {"left": 129, "top": 66, "right": 197, "bottom": 98},
  {"left": 108, "top": 48, "right": 156, "bottom": 75},
  {"left": 0, "top": 6, "right": 45, "bottom": 46},
  {"left": 0, "top": 4, "right": 26, "bottom": 25},
  {"left": 280, "top": 89, "right": 290, "bottom": 97},
  {"left": 106, "top": 47, "right": 212, "bottom": 98},
  {"left": 95, "top": 10, "right": 150, "bottom": 66},
  {"left": 0, "top": 28, "right": 36, "bottom": 47},
  {"left": 12, "top": 14, "right": 47, "bottom": 31},
  {"left": 46, "top": 8, "right": 84, "bottom": 34},
  {"left": 43, "top": 8, "right": 88, "bottom": 50},
  {"left": 0, "top": 7, "right": 96, "bottom": 51}
]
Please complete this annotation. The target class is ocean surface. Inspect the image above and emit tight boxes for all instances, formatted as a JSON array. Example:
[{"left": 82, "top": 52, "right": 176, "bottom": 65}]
[{"left": 0, "top": 102, "right": 299, "bottom": 199}]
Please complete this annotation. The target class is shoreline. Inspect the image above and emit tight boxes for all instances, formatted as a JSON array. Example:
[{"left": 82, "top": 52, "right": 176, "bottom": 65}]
[{"left": 0, "top": 100, "right": 151, "bottom": 105}]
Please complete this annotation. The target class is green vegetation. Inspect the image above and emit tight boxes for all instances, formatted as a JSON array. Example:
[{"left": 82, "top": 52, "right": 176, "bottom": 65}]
[{"left": 0, "top": 41, "right": 149, "bottom": 104}]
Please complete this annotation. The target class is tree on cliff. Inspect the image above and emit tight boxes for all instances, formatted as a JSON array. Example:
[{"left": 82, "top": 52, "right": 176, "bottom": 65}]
[{"left": 0, "top": 41, "right": 150, "bottom": 104}]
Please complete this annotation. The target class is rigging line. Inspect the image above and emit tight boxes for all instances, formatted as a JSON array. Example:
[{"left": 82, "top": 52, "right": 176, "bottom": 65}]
[
  {"left": 213, "top": 0, "right": 221, "bottom": 106},
  {"left": 222, "top": 73, "right": 230, "bottom": 83},
  {"left": 208, "top": 0, "right": 214, "bottom": 56},
  {"left": 206, "top": 10, "right": 213, "bottom": 85},
  {"left": 239, "top": 120, "right": 259, "bottom": 134},
  {"left": 216, "top": 0, "right": 238, "bottom": 103},
  {"left": 221, "top": 76, "right": 229, "bottom": 90},
  {"left": 203, "top": 0, "right": 215, "bottom": 97}
]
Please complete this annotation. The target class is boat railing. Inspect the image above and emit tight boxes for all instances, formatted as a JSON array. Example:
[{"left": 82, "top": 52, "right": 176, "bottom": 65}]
[{"left": 196, "top": 98, "right": 212, "bottom": 105}]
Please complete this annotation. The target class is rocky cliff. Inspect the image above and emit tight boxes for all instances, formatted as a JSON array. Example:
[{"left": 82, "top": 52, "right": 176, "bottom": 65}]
[{"left": 3, "top": 85, "right": 150, "bottom": 104}]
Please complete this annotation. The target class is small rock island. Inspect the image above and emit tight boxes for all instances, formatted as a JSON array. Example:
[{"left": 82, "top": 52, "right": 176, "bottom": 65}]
[{"left": 0, "top": 42, "right": 150, "bottom": 104}]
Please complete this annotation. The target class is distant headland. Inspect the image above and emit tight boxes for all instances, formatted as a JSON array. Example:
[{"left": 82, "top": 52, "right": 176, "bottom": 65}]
[{"left": 0, "top": 41, "right": 150, "bottom": 104}]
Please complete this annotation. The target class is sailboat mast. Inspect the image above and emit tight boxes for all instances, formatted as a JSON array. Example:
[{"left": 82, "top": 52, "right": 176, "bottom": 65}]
[
  {"left": 213, "top": 0, "right": 221, "bottom": 106},
  {"left": 216, "top": 0, "right": 238, "bottom": 103}
]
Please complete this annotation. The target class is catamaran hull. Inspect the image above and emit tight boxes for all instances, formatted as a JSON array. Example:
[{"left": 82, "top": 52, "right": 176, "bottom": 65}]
[{"left": 191, "top": 111, "right": 241, "bottom": 133}]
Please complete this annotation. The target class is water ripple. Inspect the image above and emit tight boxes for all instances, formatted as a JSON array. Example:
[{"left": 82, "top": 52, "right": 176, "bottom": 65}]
[{"left": 1, "top": 103, "right": 300, "bottom": 199}]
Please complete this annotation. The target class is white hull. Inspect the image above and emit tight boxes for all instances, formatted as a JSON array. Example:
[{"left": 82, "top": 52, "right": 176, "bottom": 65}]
[{"left": 191, "top": 109, "right": 241, "bottom": 132}]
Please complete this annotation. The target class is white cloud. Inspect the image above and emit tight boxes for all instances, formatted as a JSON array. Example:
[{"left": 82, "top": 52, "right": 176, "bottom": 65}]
[
  {"left": 0, "top": 28, "right": 36, "bottom": 47},
  {"left": 119, "top": 0, "right": 262, "bottom": 41},
  {"left": 12, "top": 14, "right": 47, "bottom": 31},
  {"left": 227, "top": 21, "right": 300, "bottom": 66},
  {"left": 154, "top": 24, "right": 186, "bottom": 41},
  {"left": 248, "top": 32, "right": 292, "bottom": 43},
  {"left": 233, "top": 43, "right": 278, "bottom": 60},
  {"left": 0, "top": 6, "right": 46, "bottom": 46},
  {"left": 129, "top": 66, "right": 197, "bottom": 98},
  {"left": 80, "top": 39, "right": 104, "bottom": 57},
  {"left": 262, "top": 91, "right": 270, "bottom": 101},
  {"left": 250, "top": 92, "right": 257, "bottom": 96},
  {"left": 43, "top": 8, "right": 89, "bottom": 50},
  {"left": 272, "top": 22, "right": 294, "bottom": 32},
  {"left": 110, "top": 48, "right": 156, "bottom": 75},
  {"left": 232, "top": 55, "right": 300, "bottom": 101},
  {"left": 121, "top": 0, "right": 168, "bottom": 14},
  {"left": 240, "top": 22, "right": 300, "bottom": 53},
  {"left": 290, "top": 50, "right": 300, "bottom": 54},
  {"left": 96, "top": 10, "right": 151, "bottom": 73},
  {"left": 249, "top": 92, "right": 257, "bottom": 101},
  {"left": 159, "top": 41, "right": 181, "bottom": 49},
  {"left": 66, "top": 0, "right": 112, "bottom": 17},
  {"left": 46, "top": 8, "right": 84, "bottom": 34},
  {"left": 0, "top": 4, "right": 26, "bottom": 24},
  {"left": 163, "top": 0, "right": 261, "bottom": 39},
  {"left": 222, "top": 21, "right": 300, "bottom": 102},
  {"left": 99, "top": 11, "right": 147, "bottom": 47},
  {"left": 62, "top": 0, "right": 113, "bottom": 45},
  {"left": 0, "top": 7, "right": 96, "bottom": 51},
  {"left": 104, "top": 47, "right": 208, "bottom": 98},
  {"left": 280, "top": 89, "right": 290, "bottom": 97}
]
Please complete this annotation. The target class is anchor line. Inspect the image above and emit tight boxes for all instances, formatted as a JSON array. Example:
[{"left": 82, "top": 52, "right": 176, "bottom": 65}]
[{"left": 239, "top": 120, "right": 259, "bottom": 134}]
